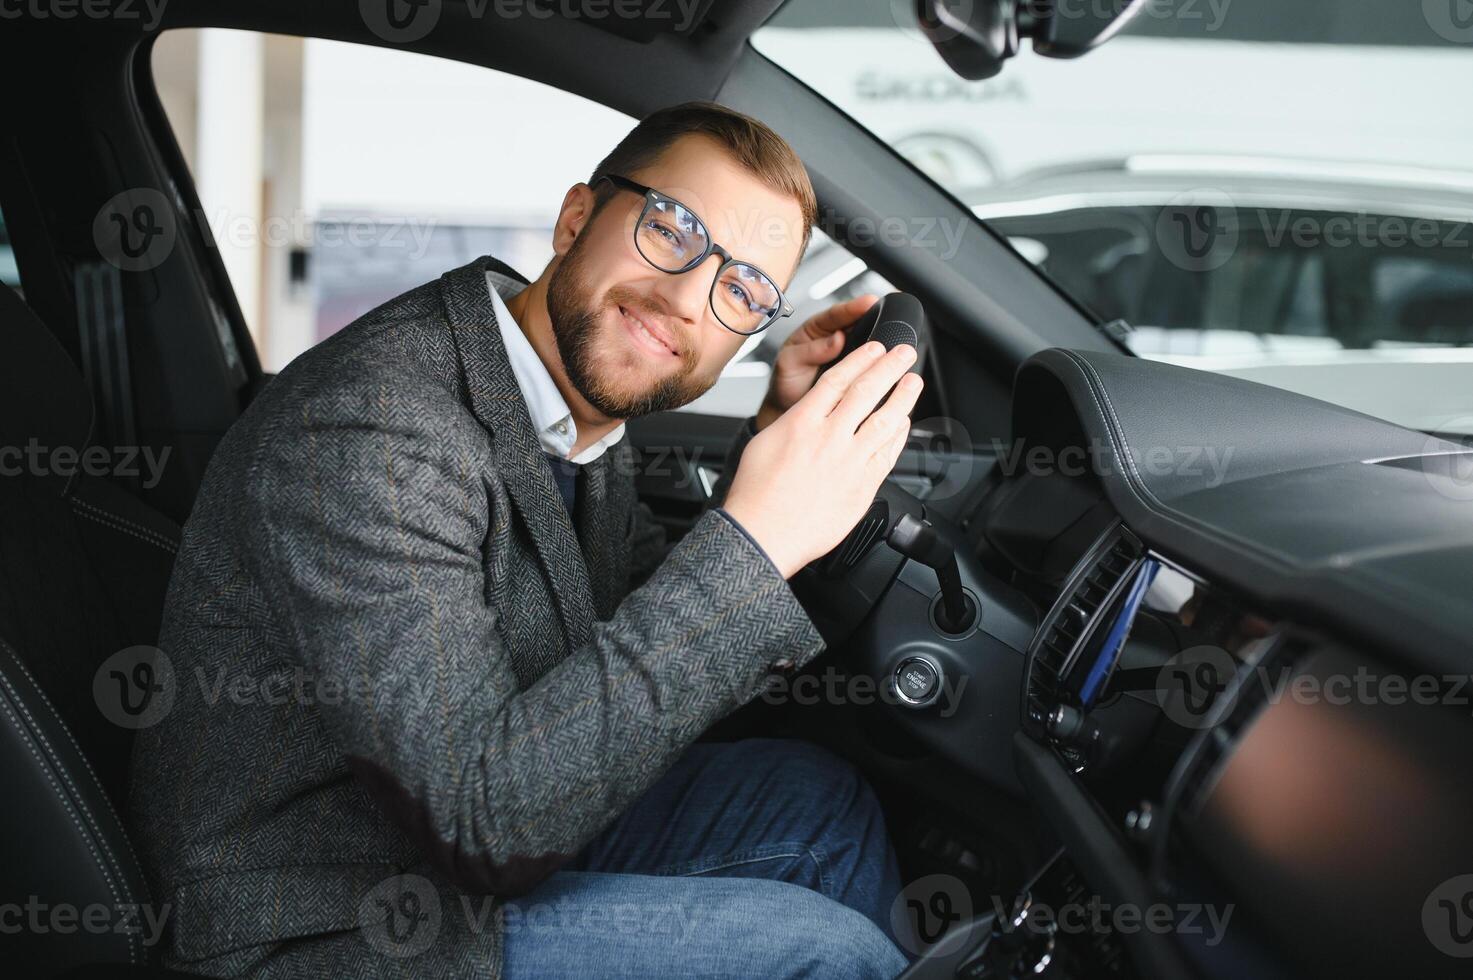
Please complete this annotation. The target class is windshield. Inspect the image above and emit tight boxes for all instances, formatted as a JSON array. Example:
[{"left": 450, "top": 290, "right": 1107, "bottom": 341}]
[{"left": 755, "top": 0, "right": 1473, "bottom": 436}]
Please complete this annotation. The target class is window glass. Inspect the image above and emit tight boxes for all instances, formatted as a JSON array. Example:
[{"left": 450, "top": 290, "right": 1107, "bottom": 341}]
[
  {"left": 0, "top": 204, "right": 19, "bottom": 293},
  {"left": 756, "top": 0, "right": 1473, "bottom": 434},
  {"left": 151, "top": 30, "right": 633, "bottom": 372}
]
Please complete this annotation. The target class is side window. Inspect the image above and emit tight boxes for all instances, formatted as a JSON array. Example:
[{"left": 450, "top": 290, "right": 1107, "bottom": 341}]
[
  {"left": 0, "top": 203, "right": 19, "bottom": 293},
  {"left": 150, "top": 30, "right": 634, "bottom": 373}
]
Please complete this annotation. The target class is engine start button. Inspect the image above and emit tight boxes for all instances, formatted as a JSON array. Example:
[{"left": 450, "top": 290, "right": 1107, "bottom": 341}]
[{"left": 894, "top": 657, "right": 940, "bottom": 705}]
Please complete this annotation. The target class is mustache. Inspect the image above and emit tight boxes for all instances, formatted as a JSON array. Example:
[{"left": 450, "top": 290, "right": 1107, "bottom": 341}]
[
  {"left": 605, "top": 286, "right": 671, "bottom": 325},
  {"left": 603, "top": 286, "right": 696, "bottom": 364}
]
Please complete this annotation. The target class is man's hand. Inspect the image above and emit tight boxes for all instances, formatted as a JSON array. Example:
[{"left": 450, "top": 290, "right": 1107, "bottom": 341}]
[
  {"left": 755, "top": 295, "right": 880, "bottom": 432},
  {"left": 724, "top": 341, "right": 923, "bottom": 578}
]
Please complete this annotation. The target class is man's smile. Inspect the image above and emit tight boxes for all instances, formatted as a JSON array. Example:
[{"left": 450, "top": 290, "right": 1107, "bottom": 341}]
[{"left": 618, "top": 303, "right": 681, "bottom": 359}]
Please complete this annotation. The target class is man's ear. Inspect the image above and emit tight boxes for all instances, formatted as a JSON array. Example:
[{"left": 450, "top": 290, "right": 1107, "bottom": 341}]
[{"left": 552, "top": 183, "right": 599, "bottom": 257}]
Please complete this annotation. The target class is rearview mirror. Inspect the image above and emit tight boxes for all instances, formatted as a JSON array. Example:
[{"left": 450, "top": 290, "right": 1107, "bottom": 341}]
[{"left": 916, "top": 0, "right": 1151, "bottom": 80}]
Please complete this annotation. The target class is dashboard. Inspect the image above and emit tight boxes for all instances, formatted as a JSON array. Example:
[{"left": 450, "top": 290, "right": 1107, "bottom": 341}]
[{"left": 804, "top": 348, "right": 1473, "bottom": 980}]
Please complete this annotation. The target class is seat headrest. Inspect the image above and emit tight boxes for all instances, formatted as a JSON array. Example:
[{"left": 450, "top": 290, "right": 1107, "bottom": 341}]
[{"left": 0, "top": 283, "right": 94, "bottom": 487}]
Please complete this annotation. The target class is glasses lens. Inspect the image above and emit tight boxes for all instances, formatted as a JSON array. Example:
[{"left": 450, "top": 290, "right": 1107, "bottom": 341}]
[
  {"left": 712, "top": 262, "right": 782, "bottom": 335},
  {"left": 635, "top": 197, "right": 708, "bottom": 272}
]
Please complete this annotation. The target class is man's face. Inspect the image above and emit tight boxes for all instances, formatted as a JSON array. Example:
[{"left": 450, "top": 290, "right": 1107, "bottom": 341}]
[{"left": 546, "top": 135, "right": 806, "bottom": 419}]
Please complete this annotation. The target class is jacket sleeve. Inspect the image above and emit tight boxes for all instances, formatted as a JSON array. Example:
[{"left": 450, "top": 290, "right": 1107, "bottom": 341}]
[
  {"left": 242, "top": 387, "right": 822, "bottom": 897},
  {"left": 626, "top": 416, "right": 761, "bottom": 588}
]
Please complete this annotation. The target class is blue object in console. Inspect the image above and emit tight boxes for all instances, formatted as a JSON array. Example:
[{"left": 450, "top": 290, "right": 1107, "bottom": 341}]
[{"left": 1078, "top": 558, "right": 1159, "bottom": 708}]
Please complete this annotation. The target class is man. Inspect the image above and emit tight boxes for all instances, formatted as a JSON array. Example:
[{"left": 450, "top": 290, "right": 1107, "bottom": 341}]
[{"left": 130, "top": 102, "right": 922, "bottom": 978}]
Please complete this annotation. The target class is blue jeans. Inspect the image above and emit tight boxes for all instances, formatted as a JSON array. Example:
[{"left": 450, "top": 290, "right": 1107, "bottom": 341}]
[{"left": 502, "top": 738, "right": 909, "bottom": 979}]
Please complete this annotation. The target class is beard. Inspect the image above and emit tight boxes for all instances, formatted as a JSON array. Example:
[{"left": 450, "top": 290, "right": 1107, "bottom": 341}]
[{"left": 545, "top": 228, "right": 718, "bottom": 419}]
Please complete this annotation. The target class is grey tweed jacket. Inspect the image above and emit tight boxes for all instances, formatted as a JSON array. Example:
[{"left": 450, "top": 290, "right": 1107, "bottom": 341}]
[{"left": 128, "top": 256, "right": 825, "bottom": 977}]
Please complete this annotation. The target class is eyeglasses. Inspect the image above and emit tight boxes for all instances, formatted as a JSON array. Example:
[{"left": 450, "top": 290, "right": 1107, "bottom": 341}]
[{"left": 594, "top": 174, "right": 795, "bottom": 336}]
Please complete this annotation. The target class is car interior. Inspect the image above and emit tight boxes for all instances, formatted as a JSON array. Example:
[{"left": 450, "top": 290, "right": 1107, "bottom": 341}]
[{"left": 2, "top": 1, "right": 1471, "bottom": 978}]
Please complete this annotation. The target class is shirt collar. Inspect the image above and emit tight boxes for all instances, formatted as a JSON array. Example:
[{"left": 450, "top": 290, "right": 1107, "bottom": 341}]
[{"left": 486, "top": 270, "right": 626, "bottom": 466}]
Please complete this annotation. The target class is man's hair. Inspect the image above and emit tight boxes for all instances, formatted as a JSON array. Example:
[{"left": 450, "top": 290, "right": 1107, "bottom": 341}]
[{"left": 590, "top": 101, "right": 819, "bottom": 261}]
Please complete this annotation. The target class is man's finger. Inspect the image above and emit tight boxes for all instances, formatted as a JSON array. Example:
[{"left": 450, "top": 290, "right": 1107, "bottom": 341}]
[
  {"left": 858, "top": 373, "right": 924, "bottom": 456},
  {"left": 828, "top": 345, "right": 917, "bottom": 433},
  {"left": 798, "top": 341, "right": 887, "bottom": 416},
  {"left": 776, "top": 331, "right": 845, "bottom": 371},
  {"left": 795, "top": 294, "right": 879, "bottom": 342}
]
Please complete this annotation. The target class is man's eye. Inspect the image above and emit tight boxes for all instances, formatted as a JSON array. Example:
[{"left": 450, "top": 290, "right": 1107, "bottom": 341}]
[
  {"left": 723, "top": 279, "right": 753, "bottom": 307},
  {"left": 645, "top": 219, "right": 682, "bottom": 246}
]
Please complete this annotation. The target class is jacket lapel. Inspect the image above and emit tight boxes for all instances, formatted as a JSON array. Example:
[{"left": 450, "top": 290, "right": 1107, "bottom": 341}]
[{"left": 438, "top": 257, "right": 597, "bottom": 651}]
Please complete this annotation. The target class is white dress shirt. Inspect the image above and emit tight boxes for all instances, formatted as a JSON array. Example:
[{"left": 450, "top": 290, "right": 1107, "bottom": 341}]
[{"left": 486, "top": 270, "right": 626, "bottom": 465}]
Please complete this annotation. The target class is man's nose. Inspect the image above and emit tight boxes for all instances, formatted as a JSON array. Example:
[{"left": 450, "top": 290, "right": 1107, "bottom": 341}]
[{"left": 652, "top": 255, "right": 721, "bottom": 325}]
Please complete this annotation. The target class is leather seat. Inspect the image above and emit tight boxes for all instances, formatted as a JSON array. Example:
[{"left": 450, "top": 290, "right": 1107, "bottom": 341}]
[{"left": 0, "top": 282, "right": 182, "bottom": 975}]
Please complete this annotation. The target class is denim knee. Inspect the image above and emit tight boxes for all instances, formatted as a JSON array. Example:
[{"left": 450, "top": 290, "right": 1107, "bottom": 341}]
[
  {"left": 754, "top": 881, "right": 908, "bottom": 980},
  {"left": 725, "top": 739, "right": 880, "bottom": 832}
]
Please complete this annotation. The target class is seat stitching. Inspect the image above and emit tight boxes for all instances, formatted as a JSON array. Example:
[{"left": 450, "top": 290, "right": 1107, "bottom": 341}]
[
  {"left": 0, "top": 688, "right": 139, "bottom": 965},
  {"left": 1058, "top": 350, "right": 1295, "bottom": 568},
  {"left": 0, "top": 641, "right": 148, "bottom": 883},
  {"left": 70, "top": 497, "right": 179, "bottom": 554}
]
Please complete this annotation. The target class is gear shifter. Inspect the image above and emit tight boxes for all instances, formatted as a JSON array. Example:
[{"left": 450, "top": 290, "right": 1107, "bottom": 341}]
[{"left": 886, "top": 514, "right": 975, "bottom": 634}]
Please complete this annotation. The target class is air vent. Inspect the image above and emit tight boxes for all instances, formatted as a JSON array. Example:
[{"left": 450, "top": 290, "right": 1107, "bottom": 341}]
[{"left": 1022, "top": 524, "right": 1143, "bottom": 738}]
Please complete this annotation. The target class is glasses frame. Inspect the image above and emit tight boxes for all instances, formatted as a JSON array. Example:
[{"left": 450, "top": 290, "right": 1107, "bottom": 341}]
[{"left": 594, "top": 173, "right": 796, "bottom": 336}]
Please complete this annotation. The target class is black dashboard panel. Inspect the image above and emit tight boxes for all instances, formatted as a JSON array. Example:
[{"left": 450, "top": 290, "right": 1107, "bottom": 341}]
[{"left": 1007, "top": 349, "right": 1473, "bottom": 673}]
